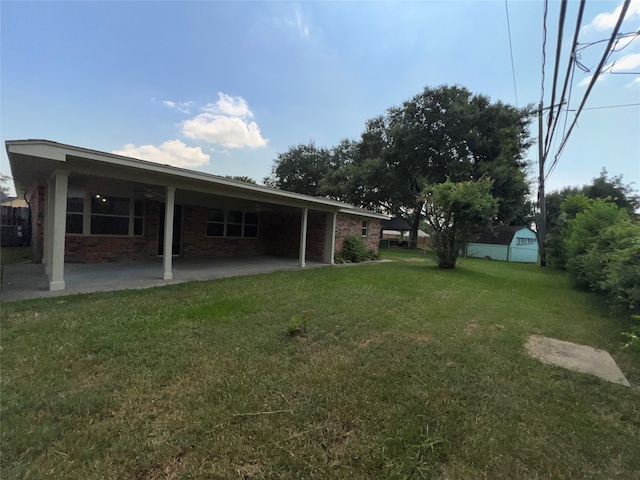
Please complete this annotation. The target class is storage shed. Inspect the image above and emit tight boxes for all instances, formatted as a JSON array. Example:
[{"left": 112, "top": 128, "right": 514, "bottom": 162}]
[{"left": 465, "top": 226, "right": 538, "bottom": 263}]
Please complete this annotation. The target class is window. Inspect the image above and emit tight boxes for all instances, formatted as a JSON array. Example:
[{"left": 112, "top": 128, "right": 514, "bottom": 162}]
[
  {"left": 206, "top": 209, "right": 259, "bottom": 238},
  {"left": 66, "top": 193, "right": 144, "bottom": 236},
  {"left": 516, "top": 237, "right": 536, "bottom": 245},
  {"left": 66, "top": 193, "right": 84, "bottom": 234},
  {"left": 362, "top": 221, "right": 369, "bottom": 237}
]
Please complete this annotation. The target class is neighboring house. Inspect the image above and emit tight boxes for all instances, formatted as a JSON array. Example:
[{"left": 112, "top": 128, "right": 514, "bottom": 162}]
[
  {"left": 1, "top": 197, "right": 31, "bottom": 247},
  {"left": 465, "top": 226, "right": 538, "bottom": 263},
  {"left": 381, "top": 217, "right": 431, "bottom": 248},
  {"left": 6, "top": 139, "right": 388, "bottom": 291}
]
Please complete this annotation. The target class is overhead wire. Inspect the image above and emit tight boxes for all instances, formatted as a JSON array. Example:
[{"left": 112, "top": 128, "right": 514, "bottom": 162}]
[
  {"left": 544, "top": 0, "right": 586, "bottom": 160},
  {"left": 546, "top": 0, "right": 633, "bottom": 180},
  {"left": 543, "top": 0, "right": 568, "bottom": 156},
  {"left": 540, "top": 0, "right": 549, "bottom": 102},
  {"left": 505, "top": 0, "right": 519, "bottom": 107}
]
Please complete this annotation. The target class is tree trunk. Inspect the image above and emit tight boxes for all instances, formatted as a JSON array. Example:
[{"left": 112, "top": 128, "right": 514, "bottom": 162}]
[
  {"left": 435, "top": 231, "right": 458, "bottom": 268},
  {"left": 412, "top": 199, "right": 424, "bottom": 247}
]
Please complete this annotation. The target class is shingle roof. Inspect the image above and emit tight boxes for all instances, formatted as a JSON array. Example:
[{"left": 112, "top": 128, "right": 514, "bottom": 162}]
[
  {"left": 474, "top": 226, "right": 534, "bottom": 246},
  {"left": 381, "top": 217, "right": 412, "bottom": 231}
]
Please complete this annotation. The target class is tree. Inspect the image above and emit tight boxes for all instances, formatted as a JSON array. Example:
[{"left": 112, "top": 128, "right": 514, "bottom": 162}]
[
  {"left": 565, "top": 198, "right": 629, "bottom": 289},
  {"left": 267, "top": 85, "right": 534, "bottom": 232},
  {"left": 225, "top": 175, "right": 257, "bottom": 184},
  {"left": 1, "top": 173, "right": 12, "bottom": 202},
  {"left": 545, "top": 170, "right": 639, "bottom": 268},
  {"left": 421, "top": 177, "right": 498, "bottom": 269},
  {"left": 264, "top": 142, "right": 331, "bottom": 196}
]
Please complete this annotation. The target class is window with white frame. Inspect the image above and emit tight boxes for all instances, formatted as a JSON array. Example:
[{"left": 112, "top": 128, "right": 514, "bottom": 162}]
[
  {"left": 361, "top": 220, "right": 369, "bottom": 236},
  {"left": 207, "top": 209, "right": 259, "bottom": 238},
  {"left": 66, "top": 193, "right": 84, "bottom": 234},
  {"left": 66, "top": 193, "right": 144, "bottom": 236}
]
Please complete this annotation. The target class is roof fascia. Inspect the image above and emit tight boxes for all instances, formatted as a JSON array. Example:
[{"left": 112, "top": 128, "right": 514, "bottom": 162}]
[{"left": 5, "top": 140, "right": 368, "bottom": 212}]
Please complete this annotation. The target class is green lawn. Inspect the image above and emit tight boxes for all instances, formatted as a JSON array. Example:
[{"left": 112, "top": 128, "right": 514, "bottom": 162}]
[{"left": 2, "top": 249, "right": 639, "bottom": 479}]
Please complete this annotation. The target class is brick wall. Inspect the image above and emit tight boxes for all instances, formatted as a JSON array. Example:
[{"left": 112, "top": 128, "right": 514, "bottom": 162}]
[
  {"left": 30, "top": 185, "right": 45, "bottom": 261},
  {"left": 181, "top": 205, "right": 268, "bottom": 257},
  {"left": 335, "top": 214, "right": 381, "bottom": 253},
  {"left": 65, "top": 236, "right": 150, "bottom": 263}
]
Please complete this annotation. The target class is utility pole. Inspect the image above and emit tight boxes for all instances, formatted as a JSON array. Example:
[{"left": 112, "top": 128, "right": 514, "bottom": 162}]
[
  {"left": 538, "top": 102, "right": 547, "bottom": 267},
  {"left": 537, "top": 100, "right": 566, "bottom": 267}
]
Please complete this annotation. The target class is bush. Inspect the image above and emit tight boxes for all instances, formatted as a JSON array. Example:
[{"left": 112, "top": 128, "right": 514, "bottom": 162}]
[{"left": 336, "top": 235, "right": 378, "bottom": 263}]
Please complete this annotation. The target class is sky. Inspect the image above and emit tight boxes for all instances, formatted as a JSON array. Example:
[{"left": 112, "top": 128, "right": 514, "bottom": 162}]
[{"left": 1, "top": 0, "right": 639, "bottom": 199}]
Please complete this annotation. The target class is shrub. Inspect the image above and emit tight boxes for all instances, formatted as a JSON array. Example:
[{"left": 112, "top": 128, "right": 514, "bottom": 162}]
[{"left": 337, "top": 235, "right": 377, "bottom": 263}]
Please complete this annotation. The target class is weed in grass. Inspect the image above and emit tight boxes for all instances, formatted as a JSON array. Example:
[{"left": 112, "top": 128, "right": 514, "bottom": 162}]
[{"left": 286, "top": 314, "right": 308, "bottom": 337}]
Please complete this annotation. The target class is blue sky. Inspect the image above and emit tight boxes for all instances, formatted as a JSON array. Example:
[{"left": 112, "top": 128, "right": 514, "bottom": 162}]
[{"left": 2, "top": 1, "right": 639, "bottom": 198}]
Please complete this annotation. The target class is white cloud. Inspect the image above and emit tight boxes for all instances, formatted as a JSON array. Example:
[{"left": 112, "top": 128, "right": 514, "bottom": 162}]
[
  {"left": 605, "top": 52, "right": 640, "bottom": 72},
  {"left": 162, "top": 99, "right": 193, "bottom": 114},
  {"left": 112, "top": 140, "right": 210, "bottom": 167},
  {"left": 276, "top": 6, "right": 310, "bottom": 38},
  {"left": 584, "top": 0, "right": 640, "bottom": 31},
  {"left": 203, "top": 92, "right": 253, "bottom": 117},
  {"left": 182, "top": 113, "right": 268, "bottom": 149},
  {"left": 578, "top": 53, "right": 640, "bottom": 86}
]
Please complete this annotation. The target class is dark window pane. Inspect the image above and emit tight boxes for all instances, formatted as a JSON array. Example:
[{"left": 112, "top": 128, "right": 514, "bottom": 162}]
[
  {"left": 227, "top": 210, "right": 243, "bottom": 224},
  {"left": 207, "top": 209, "right": 225, "bottom": 222},
  {"left": 134, "top": 200, "right": 144, "bottom": 217},
  {"left": 227, "top": 224, "right": 242, "bottom": 237},
  {"left": 245, "top": 212, "right": 259, "bottom": 225},
  {"left": 67, "top": 196, "right": 84, "bottom": 213},
  {"left": 91, "top": 216, "right": 129, "bottom": 235},
  {"left": 244, "top": 225, "right": 258, "bottom": 238},
  {"left": 134, "top": 218, "right": 143, "bottom": 236},
  {"left": 207, "top": 223, "right": 224, "bottom": 237},
  {"left": 66, "top": 214, "right": 83, "bottom": 234},
  {"left": 91, "top": 195, "right": 129, "bottom": 215}
]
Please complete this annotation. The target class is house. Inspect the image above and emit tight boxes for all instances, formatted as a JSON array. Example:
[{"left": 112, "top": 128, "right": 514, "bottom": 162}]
[
  {"left": 381, "top": 217, "right": 431, "bottom": 248},
  {"left": 5, "top": 139, "right": 389, "bottom": 291},
  {"left": 1, "top": 197, "right": 31, "bottom": 247},
  {"left": 465, "top": 226, "right": 538, "bottom": 263}
]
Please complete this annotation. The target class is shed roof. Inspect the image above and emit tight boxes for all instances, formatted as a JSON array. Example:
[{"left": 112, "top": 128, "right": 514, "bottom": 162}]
[
  {"left": 474, "top": 226, "right": 535, "bottom": 246},
  {"left": 381, "top": 217, "right": 412, "bottom": 231}
]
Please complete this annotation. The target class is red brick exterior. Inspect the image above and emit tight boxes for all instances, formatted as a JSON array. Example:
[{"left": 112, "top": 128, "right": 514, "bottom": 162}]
[
  {"left": 29, "top": 190, "right": 380, "bottom": 264},
  {"left": 29, "top": 185, "right": 45, "bottom": 261},
  {"left": 335, "top": 214, "right": 381, "bottom": 254}
]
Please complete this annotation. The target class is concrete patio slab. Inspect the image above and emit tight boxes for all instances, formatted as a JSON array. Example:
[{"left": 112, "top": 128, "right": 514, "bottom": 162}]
[
  {"left": 525, "top": 334, "right": 630, "bottom": 387},
  {"left": 1, "top": 256, "right": 329, "bottom": 302}
]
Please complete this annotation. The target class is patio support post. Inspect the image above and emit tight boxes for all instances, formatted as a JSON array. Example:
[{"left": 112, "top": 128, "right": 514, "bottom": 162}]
[
  {"left": 299, "top": 207, "right": 308, "bottom": 268},
  {"left": 323, "top": 211, "right": 337, "bottom": 264},
  {"left": 49, "top": 170, "right": 69, "bottom": 291},
  {"left": 163, "top": 186, "right": 176, "bottom": 280}
]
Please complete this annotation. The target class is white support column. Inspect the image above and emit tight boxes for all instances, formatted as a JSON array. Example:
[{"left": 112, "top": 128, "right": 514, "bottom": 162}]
[
  {"left": 299, "top": 207, "right": 308, "bottom": 268},
  {"left": 49, "top": 171, "right": 69, "bottom": 291},
  {"left": 163, "top": 186, "right": 176, "bottom": 280},
  {"left": 324, "top": 211, "right": 337, "bottom": 264}
]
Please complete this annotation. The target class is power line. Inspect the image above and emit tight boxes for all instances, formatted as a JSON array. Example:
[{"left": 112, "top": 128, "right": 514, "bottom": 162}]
[
  {"left": 540, "top": 0, "right": 548, "bottom": 102},
  {"left": 504, "top": 0, "right": 519, "bottom": 107},
  {"left": 546, "top": 0, "right": 632, "bottom": 181},
  {"left": 544, "top": 0, "right": 586, "bottom": 160},
  {"left": 544, "top": 0, "right": 568, "bottom": 156},
  {"left": 568, "top": 102, "right": 640, "bottom": 111}
]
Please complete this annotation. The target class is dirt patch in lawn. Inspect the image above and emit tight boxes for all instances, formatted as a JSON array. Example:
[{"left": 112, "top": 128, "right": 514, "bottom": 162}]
[{"left": 525, "top": 335, "right": 630, "bottom": 387}]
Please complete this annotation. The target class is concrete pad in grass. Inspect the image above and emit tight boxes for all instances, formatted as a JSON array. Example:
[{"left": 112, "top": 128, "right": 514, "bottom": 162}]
[{"left": 526, "top": 335, "right": 630, "bottom": 387}]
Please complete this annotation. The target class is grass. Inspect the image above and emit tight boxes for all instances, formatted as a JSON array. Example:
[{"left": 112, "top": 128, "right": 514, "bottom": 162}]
[{"left": 2, "top": 248, "right": 639, "bottom": 479}]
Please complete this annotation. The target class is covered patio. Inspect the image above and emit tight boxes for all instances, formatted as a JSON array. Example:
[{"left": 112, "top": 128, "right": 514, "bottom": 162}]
[
  {"left": 1, "top": 255, "right": 327, "bottom": 302},
  {"left": 5, "top": 139, "right": 387, "bottom": 295}
]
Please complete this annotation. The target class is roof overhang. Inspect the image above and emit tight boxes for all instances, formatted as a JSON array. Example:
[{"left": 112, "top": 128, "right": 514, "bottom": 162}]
[{"left": 6, "top": 139, "right": 389, "bottom": 219}]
